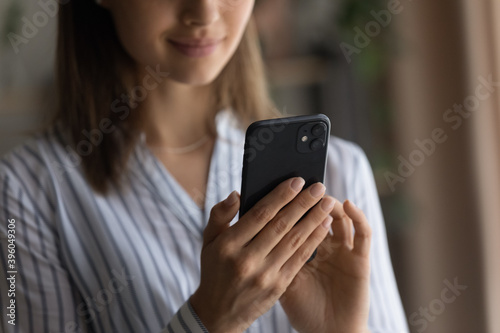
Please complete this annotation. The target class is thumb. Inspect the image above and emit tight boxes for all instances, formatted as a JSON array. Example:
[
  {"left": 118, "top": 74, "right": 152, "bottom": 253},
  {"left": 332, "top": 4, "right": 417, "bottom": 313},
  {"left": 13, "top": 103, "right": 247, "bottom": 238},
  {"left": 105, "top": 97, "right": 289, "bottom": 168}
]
[{"left": 203, "top": 191, "right": 240, "bottom": 245}]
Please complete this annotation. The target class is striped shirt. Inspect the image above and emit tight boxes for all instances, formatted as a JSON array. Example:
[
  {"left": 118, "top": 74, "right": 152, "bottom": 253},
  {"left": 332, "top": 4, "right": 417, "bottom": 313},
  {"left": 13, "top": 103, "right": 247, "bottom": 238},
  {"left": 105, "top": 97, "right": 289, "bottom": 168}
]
[{"left": 0, "top": 110, "right": 409, "bottom": 332}]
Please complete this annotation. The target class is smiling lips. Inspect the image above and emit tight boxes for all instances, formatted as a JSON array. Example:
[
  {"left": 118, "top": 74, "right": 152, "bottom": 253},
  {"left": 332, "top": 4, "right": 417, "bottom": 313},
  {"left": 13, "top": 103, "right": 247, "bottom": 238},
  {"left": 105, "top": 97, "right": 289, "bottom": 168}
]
[{"left": 168, "top": 38, "right": 224, "bottom": 57}]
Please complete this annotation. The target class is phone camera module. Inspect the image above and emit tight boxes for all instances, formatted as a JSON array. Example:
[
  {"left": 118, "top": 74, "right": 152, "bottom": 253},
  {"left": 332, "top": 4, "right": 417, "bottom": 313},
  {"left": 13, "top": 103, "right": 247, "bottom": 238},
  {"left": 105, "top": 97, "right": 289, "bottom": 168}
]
[
  {"left": 310, "top": 139, "right": 324, "bottom": 151},
  {"left": 312, "top": 124, "right": 326, "bottom": 137},
  {"left": 297, "top": 120, "right": 328, "bottom": 153}
]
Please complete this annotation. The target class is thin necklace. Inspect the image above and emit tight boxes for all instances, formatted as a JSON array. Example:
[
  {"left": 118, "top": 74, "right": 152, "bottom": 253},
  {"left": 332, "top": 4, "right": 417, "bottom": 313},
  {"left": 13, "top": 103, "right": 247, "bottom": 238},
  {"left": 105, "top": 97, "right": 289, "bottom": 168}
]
[{"left": 147, "top": 135, "right": 211, "bottom": 154}]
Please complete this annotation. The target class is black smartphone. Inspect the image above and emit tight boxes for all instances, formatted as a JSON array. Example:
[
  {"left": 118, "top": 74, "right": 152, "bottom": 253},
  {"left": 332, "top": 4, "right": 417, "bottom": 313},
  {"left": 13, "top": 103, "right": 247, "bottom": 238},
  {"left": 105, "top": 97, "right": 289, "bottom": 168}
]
[{"left": 240, "top": 114, "right": 330, "bottom": 260}]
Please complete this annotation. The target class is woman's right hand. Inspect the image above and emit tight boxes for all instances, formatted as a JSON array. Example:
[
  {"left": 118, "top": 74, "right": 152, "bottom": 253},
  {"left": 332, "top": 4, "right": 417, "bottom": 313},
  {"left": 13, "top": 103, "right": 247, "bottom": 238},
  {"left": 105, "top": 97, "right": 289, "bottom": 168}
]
[{"left": 190, "top": 177, "right": 335, "bottom": 333}]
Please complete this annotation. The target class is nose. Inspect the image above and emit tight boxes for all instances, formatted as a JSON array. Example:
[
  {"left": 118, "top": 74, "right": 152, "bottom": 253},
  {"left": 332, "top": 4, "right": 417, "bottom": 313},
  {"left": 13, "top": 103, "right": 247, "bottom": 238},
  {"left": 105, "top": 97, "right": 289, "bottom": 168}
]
[{"left": 182, "top": 0, "right": 221, "bottom": 27}]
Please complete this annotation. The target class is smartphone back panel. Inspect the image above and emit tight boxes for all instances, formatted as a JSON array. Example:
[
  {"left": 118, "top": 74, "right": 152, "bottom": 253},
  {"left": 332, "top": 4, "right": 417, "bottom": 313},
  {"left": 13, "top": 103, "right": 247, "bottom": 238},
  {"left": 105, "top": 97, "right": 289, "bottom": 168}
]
[{"left": 240, "top": 114, "right": 330, "bottom": 217}]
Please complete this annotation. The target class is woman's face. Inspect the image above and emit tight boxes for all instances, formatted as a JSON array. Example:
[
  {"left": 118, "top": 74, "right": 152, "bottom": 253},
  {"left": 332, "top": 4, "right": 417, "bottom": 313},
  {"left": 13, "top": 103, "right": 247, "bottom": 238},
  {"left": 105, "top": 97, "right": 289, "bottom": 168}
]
[{"left": 103, "top": 0, "right": 255, "bottom": 85}]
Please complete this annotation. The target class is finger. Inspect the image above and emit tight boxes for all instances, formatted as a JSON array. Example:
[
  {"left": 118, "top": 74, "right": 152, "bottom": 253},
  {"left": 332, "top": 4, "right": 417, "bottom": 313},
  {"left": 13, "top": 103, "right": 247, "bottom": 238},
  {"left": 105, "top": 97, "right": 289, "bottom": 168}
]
[
  {"left": 250, "top": 182, "right": 326, "bottom": 255},
  {"left": 267, "top": 196, "right": 335, "bottom": 265},
  {"left": 316, "top": 233, "right": 336, "bottom": 259},
  {"left": 204, "top": 191, "right": 240, "bottom": 245},
  {"left": 279, "top": 213, "right": 333, "bottom": 280},
  {"left": 345, "top": 206, "right": 354, "bottom": 243},
  {"left": 344, "top": 200, "right": 372, "bottom": 256},
  {"left": 330, "top": 199, "right": 352, "bottom": 248},
  {"left": 231, "top": 177, "right": 305, "bottom": 245}
]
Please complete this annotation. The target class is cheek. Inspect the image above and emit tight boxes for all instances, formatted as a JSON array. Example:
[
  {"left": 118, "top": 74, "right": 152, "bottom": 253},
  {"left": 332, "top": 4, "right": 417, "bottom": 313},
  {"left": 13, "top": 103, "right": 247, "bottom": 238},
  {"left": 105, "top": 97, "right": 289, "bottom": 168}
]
[
  {"left": 220, "top": 1, "right": 255, "bottom": 57},
  {"left": 225, "top": 1, "right": 255, "bottom": 40},
  {"left": 111, "top": 7, "right": 174, "bottom": 67}
]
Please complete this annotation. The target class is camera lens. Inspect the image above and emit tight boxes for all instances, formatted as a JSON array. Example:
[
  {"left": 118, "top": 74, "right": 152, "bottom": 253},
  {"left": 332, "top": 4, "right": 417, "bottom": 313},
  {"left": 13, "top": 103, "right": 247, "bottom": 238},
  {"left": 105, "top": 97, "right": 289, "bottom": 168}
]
[
  {"left": 310, "top": 138, "right": 324, "bottom": 151},
  {"left": 312, "top": 123, "right": 326, "bottom": 137}
]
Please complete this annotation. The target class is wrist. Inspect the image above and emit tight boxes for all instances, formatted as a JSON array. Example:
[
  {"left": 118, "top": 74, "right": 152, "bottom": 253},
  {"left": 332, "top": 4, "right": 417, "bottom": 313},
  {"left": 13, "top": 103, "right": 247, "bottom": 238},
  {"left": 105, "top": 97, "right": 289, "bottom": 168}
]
[
  {"left": 351, "top": 328, "right": 370, "bottom": 333},
  {"left": 189, "top": 292, "right": 244, "bottom": 333},
  {"left": 315, "top": 326, "right": 370, "bottom": 333},
  {"left": 189, "top": 292, "right": 218, "bottom": 332}
]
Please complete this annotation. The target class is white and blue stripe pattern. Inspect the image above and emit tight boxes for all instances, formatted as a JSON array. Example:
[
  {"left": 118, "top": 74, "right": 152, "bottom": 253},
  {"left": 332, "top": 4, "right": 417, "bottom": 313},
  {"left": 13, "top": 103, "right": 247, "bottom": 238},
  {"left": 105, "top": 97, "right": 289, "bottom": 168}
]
[{"left": 0, "top": 110, "right": 409, "bottom": 332}]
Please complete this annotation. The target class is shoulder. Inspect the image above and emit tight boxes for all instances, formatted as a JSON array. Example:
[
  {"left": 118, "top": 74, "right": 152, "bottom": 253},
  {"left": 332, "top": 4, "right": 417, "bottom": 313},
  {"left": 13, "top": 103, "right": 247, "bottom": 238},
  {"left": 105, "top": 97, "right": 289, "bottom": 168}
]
[
  {"left": 327, "top": 136, "right": 366, "bottom": 159},
  {"left": 324, "top": 136, "right": 375, "bottom": 201},
  {"left": 327, "top": 136, "right": 371, "bottom": 178},
  {"left": 0, "top": 125, "right": 71, "bottom": 197}
]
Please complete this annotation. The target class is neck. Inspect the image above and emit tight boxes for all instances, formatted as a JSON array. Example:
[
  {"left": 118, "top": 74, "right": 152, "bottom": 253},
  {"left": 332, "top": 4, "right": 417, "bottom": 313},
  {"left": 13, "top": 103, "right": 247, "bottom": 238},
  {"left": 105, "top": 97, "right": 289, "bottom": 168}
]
[{"left": 140, "top": 76, "right": 217, "bottom": 148}]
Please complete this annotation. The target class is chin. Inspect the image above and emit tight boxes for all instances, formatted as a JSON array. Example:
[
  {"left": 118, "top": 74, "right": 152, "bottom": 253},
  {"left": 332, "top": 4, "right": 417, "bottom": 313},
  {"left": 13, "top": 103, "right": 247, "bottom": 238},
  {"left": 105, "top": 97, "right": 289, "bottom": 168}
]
[
  {"left": 169, "top": 73, "right": 220, "bottom": 86},
  {"left": 167, "top": 65, "right": 223, "bottom": 86},
  {"left": 177, "top": 76, "right": 217, "bottom": 86}
]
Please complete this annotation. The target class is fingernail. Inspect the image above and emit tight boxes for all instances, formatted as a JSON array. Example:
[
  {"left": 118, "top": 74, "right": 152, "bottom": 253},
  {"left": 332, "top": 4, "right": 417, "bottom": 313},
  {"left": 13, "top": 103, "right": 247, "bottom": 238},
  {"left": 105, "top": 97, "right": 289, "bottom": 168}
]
[
  {"left": 225, "top": 191, "right": 238, "bottom": 206},
  {"left": 322, "top": 215, "right": 333, "bottom": 229},
  {"left": 291, "top": 177, "right": 305, "bottom": 192},
  {"left": 321, "top": 197, "right": 335, "bottom": 211},
  {"left": 310, "top": 183, "right": 326, "bottom": 198},
  {"left": 346, "top": 199, "right": 358, "bottom": 209}
]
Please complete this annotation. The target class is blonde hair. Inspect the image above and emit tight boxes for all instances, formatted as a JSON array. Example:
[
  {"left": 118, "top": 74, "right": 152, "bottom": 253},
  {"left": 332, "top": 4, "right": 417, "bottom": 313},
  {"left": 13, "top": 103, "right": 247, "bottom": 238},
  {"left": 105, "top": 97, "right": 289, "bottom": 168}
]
[{"left": 55, "top": 1, "right": 277, "bottom": 194}]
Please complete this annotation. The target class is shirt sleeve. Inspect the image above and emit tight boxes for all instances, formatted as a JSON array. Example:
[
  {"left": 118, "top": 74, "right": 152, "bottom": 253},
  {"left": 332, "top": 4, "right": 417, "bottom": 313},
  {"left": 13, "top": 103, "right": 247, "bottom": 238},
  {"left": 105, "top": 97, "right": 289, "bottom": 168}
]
[
  {"left": 0, "top": 163, "right": 88, "bottom": 333},
  {"left": 161, "top": 301, "right": 209, "bottom": 333},
  {"left": 325, "top": 139, "right": 409, "bottom": 333},
  {"left": 1, "top": 158, "right": 210, "bottom": 333}
]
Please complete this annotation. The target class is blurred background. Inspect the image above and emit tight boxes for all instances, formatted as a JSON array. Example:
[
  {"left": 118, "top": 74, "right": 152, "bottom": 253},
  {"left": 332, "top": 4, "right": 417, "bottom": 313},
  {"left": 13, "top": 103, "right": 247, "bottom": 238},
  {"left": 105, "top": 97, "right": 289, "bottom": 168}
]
[{"left": 1, "top": 0, "right": 499, "bottom": 332}]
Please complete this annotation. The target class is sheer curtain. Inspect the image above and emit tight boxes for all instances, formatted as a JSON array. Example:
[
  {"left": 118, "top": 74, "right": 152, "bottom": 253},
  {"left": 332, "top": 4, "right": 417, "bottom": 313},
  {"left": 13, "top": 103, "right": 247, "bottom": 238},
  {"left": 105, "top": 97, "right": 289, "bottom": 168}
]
[{"left": 463, "top": 1, "right": 500, "bottom": 332}]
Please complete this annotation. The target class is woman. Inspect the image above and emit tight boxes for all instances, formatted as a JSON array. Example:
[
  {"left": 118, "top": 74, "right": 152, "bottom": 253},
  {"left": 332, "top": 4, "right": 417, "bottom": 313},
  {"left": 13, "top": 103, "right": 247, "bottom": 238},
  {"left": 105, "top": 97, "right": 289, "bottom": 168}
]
[{"left": 0, "top": 0, "right": 408, "bottom": 332}]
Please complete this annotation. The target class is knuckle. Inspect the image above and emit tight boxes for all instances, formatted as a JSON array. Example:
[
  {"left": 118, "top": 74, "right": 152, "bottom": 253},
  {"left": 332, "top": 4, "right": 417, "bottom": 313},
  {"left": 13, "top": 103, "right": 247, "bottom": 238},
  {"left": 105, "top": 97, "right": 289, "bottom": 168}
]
[
  {"left": 295, "top": 194, "right": 311, "bottom": 210},
  {"left": 279, "top": 268, "right": 294, "bottom": 286},
  {"left": 298, "top": 247, "right": 314, "bottom": 263},
  {"left": 359, "top": 225, "right": 372, "bottom": 239},
  {"left": 310, "top": 209, "right": 328, "bottom": 224},
  {"left": 253, "top": 274, "right": 267, "bottom": 290},
  {"left": 280, "top": 184, "right": 296, "bottom": 201},
  {"left": 310, "top": 229, "right": 326, "bottom": 244},
  {"left": 253, "top": 271, "right": 272, "bottom": 290},
  {"left": 209, "top": 202, "right": 224, "bottom": 220},
  {"left": 214, "top": 238, "right": 234, "bottom": 259},
  {"left": 233, "top": 255, "right": 254, "bottom": 279},
  {"left": 289, "top": 232, "right": 303, "bottom": 250},
  {"left": 270, "top": 282, "right": 287, "bottom": 298},
  {"left": 277, "top": 273, "right": 291, "bottom": 290},
  {"left": 272, "top": 215, "right": 290, "bottom": 235},
  {"left": 252, "top": 204, "right": 274, "bottom": 223},
  {"left": 217, "top": 230, "right": 234, "bottom": 245}
]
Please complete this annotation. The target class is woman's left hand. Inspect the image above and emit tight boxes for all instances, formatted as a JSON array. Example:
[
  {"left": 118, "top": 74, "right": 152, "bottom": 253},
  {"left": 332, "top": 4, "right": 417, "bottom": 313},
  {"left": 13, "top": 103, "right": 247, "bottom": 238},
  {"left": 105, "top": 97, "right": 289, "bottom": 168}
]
[{"left": 279, "top": 199, "right": 372, "bottom": 333}]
